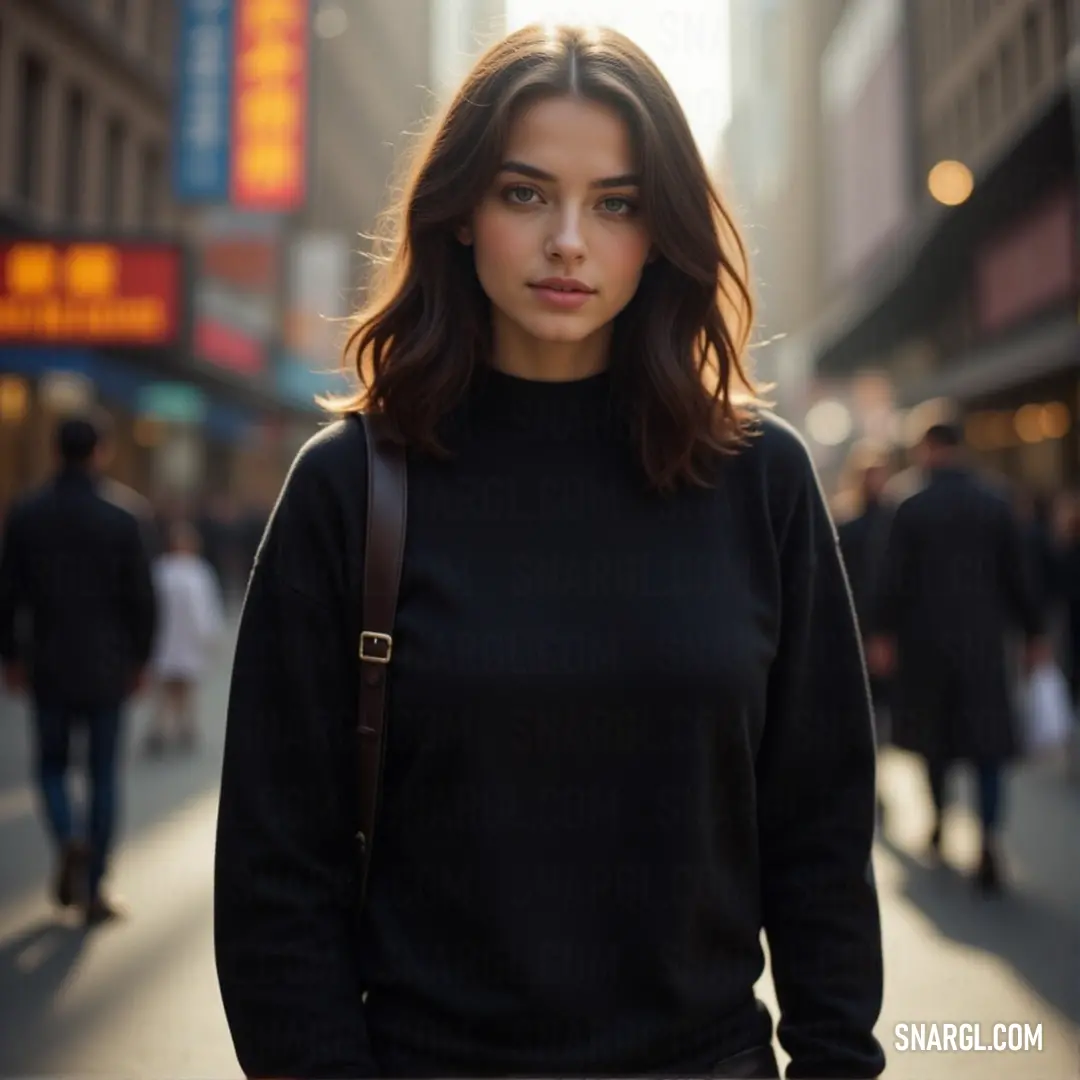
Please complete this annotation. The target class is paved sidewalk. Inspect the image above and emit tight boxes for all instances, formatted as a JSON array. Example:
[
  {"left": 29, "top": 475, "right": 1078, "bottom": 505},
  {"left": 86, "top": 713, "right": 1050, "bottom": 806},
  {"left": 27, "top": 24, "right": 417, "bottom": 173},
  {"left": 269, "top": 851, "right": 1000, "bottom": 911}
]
[{"left": 0, "top": 631, "right": 1077, "bottom": 1077}]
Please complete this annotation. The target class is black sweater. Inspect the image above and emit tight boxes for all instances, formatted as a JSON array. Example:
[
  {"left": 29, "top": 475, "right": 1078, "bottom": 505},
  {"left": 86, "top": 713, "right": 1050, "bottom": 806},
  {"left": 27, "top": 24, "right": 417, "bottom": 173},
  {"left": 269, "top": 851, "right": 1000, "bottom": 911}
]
[{"left": 214, "top": 369, "right": 885, "bottom": 1079}]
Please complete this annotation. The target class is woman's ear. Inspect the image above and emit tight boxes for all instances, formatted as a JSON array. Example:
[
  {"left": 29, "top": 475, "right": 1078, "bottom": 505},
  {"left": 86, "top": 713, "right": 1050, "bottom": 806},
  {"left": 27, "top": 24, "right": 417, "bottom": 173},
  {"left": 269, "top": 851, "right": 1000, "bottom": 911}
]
[{"left": 456, "top": 223, "right": 474, "bottom": 246}]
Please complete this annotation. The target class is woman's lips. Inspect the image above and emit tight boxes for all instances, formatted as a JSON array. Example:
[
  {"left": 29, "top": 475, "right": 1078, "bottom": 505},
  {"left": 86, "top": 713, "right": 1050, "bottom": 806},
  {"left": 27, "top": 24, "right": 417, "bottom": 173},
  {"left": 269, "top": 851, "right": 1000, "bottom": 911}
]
[{"left": 528, "top": 284, "right": 595, "bottom": 310}]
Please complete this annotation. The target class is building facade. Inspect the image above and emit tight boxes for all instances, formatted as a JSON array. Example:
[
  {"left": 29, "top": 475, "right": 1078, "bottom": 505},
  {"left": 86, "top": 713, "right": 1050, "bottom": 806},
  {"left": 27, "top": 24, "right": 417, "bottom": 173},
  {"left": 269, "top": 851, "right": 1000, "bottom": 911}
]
[
  {"left": 718, "top": 0, "right": 851, "bottom": 443},
  {"left": 811, "top": 0, "right": 1080, "bottom": 492},
  {"left": 0, "top": 0, "right": 497, "bottom": 513},
  {"left": 273, "top": 0, "right": 505, "bottom": 460},
  {"left": 0, "top": 0, "right": 300, "bottom": 509},
  {"left": 0, "top": 0, "right": 179, "bottom": 506}
]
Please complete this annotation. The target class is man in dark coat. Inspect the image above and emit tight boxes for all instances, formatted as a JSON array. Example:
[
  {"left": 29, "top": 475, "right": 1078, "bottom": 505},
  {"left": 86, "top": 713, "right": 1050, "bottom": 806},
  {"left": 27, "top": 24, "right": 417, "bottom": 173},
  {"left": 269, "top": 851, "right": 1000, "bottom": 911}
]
[
  {"left": 0, "top": 413, "right": 157, "bottom": 924},
  {"left": 866, "top": 423, "right": 1049, "bottom": 894}
]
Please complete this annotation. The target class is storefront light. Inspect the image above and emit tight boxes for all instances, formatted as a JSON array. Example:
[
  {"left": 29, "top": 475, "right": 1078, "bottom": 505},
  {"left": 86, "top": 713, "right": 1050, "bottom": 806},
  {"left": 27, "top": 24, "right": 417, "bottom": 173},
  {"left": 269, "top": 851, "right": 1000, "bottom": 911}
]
[
  {"left": 40, "top": 370, "right": 92, "bottom": 413},
  {"left": 0, "top": 375, "right": 29, "bottom": 423},
  {"left": 804, "top": 399, "right": 853, "bottom": 447},
  {"left": 1039, "top": 402, "right": 1071, "bottom": 439},
  {"left": 1014, "top": 403, "right": 1044, "bottom": 443},
  {"left": 988, "top": 411, "right": 1018, "bottom": 449},
  {"left": 314, "top": 4, "right": 347, "bottom": 38},
  {"left": 928, "top": 160, "right": 974, "bottom": 206}
]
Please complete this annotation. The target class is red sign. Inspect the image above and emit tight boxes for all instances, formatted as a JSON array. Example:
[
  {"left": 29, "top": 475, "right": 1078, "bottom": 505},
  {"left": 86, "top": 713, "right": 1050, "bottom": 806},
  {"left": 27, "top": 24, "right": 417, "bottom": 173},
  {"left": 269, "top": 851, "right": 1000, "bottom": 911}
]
[
  {"left": 0, "top": 241, "right": 182, "bottom": 346},
  {"left": 201, "top": 237, "right": 279, "bottom": 293},
  {"left": 975, "top": 185, "right": 1077, "bottom": 335},
  {"left": 195, "top": 317, "right": 267, "bottom": 375},
  {"left": 230, "top": 0, "right": 308, "bottom": 212}
]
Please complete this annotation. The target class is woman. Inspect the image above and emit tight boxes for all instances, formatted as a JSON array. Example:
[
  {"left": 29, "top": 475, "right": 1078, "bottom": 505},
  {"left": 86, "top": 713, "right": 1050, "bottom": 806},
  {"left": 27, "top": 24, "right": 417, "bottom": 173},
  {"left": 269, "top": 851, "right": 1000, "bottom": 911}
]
[
  {"left": 214, "top": 24, "right": 885, "bottom": 1080},
  {"left": 144, "top": 520, "right": 225, "bottom": 754}
]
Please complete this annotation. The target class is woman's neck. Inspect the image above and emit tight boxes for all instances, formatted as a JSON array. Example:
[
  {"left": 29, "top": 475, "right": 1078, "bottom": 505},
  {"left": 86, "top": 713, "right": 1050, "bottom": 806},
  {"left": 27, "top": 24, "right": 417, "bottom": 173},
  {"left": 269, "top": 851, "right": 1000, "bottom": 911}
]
[{"left": 490, "top": 314, "right": 612, "bottom": 382}]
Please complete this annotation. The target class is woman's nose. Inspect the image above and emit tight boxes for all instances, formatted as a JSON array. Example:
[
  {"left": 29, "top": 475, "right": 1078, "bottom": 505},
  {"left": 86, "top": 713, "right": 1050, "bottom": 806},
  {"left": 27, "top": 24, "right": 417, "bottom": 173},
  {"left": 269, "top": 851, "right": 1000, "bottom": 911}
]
[{"left": 545, "top": 207, "right": 587, "bottom": 263}]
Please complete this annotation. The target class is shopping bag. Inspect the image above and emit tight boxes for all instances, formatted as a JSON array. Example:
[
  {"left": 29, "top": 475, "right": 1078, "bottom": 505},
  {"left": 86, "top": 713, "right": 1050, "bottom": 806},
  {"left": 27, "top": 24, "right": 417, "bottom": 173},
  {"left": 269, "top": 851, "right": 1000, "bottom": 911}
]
[{"left": 1020, "top": 662, "right": 1076, "bottom": 755}]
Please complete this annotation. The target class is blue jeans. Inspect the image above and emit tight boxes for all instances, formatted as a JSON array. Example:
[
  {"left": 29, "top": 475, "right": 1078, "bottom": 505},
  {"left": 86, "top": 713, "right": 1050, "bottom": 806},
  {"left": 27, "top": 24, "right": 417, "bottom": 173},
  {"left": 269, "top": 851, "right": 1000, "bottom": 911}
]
[
  {"left": 33, "top": 703, "right": 124, "bottom": 898},
  {"left": 926, "top": 757, "right": 1002, "bottom": 835}
]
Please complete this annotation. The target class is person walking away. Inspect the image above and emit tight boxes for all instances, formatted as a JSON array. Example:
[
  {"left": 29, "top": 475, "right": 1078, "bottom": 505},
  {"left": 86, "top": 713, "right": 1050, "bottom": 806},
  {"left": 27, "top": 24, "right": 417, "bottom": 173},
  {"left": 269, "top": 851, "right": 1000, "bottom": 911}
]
[
  {"left": 144, "top": 519, "right": 225, "bottom": 755},
  {"left": 866, "top": 422, "right": 1050, "bottom": 894},
  {"left": 1052, "top": 491, "right": 1080, "bottom": 708},
  {"left": 0, "top": 414, "right": 157, "bottom": 925},
  {"left": 836, "top": 442, "right": 895, "bottom": 822}
]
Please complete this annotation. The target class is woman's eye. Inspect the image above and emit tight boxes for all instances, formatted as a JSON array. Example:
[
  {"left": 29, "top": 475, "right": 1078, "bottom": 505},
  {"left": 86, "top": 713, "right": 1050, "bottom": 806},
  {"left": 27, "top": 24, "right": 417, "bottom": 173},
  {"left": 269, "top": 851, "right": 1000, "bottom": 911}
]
[
  {"left": 600, "top": 196, "right": 636, "bottom": 215},
  {"left": 505, "top": 185, "right": 540, "bottom": 205}
]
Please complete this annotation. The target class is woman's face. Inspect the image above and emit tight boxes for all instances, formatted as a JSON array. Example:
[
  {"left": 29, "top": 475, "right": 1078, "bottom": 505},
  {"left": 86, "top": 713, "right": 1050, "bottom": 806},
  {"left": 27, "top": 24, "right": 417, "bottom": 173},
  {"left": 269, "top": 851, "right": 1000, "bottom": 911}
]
[{"left": 462, "top": 95, "right": 653, "bottom": 372}]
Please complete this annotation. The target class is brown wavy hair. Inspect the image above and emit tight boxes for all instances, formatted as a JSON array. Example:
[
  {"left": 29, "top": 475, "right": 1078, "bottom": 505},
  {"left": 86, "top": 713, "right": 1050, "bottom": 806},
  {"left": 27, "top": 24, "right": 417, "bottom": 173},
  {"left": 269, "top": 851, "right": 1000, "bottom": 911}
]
[{"left": 325, "top": 23, "right": 762, "bottom": 492}]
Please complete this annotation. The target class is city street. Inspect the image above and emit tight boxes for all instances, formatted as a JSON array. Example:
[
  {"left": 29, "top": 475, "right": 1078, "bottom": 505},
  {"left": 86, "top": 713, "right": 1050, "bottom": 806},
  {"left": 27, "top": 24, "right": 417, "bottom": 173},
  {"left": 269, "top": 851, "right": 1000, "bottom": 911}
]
[{"left": 0, "top": 617, "right": 1077, "bottom": 1078}]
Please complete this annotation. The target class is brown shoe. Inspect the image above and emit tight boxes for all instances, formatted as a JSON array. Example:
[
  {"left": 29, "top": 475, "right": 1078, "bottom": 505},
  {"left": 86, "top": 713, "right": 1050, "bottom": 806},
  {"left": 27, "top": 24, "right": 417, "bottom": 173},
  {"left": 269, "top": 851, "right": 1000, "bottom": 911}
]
[
  {"left": 84, "top": 892, "right": 128, "bottom": 927},
  {"left": 53, "top": 841, "right": 87, "bottom": 908}
]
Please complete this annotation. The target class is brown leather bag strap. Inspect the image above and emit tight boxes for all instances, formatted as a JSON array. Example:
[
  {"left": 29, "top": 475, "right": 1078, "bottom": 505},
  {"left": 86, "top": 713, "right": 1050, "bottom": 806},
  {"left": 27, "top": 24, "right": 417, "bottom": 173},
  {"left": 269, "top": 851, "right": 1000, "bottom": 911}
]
[{"left": 356, "top": 410, "right": 407, "bottom": 907}]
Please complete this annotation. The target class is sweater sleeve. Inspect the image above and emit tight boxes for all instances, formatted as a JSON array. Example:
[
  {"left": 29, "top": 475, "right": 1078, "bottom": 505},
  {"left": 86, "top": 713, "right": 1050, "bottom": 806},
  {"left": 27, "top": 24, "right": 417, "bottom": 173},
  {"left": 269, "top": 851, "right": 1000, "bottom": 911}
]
[
  {"left": 214, "top": 436, "right": 379, "bottom": 1078},
  {"left": 756, "top": 436, "right": 886, "bottom": 1079}
]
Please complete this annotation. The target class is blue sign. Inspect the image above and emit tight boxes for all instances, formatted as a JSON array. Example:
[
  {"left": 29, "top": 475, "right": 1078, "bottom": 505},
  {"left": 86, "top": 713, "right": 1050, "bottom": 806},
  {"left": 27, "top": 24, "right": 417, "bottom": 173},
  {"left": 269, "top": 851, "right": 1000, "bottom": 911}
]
[
  {"left": 137, "top": 382, "right": 208, "bottom": 424},
  {"left": 0, "top": 348, "right": 155, "bottom": 410},
  {"left": 172, "top": 0, "right": 235, "bottom": 203},
  {"left": 274, "top": 350, "right": 350, "bottom": 411}
]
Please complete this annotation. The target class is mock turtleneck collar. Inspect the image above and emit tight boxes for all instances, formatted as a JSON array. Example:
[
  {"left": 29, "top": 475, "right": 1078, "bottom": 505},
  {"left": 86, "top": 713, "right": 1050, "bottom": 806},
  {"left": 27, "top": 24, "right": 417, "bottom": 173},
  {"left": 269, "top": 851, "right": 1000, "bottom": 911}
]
[{"left": 460, "top": 364, "right": 627, "bottom": 444}]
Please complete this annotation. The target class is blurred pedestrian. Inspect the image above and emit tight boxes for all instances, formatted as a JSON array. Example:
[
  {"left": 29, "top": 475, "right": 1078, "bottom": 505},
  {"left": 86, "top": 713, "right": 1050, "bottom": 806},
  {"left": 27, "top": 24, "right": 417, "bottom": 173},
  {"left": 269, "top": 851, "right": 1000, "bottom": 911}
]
[
  {"left": 1053, "top": 490, "right": 1080, "bottom": 706},
  {"left": 143, "top": 519, "right": 225, "bottom": 756},
  {"left": 0, "top": 413, "right": 157, "bottom": 925},
  {"left": 836, "top": 442, "right": 895, "bottom": 820},
  {"left": 196, "top": 491, "right": 243, "bottom": 606},
  {"left": 866, "top": 422, "right": 1049, "bottom": 894},
  {"left": 1013, "top": 486, "right": 1060, "bottom": 619},
  {"left": 215, "top": 24, "right": 885, "bottom": 1080}
]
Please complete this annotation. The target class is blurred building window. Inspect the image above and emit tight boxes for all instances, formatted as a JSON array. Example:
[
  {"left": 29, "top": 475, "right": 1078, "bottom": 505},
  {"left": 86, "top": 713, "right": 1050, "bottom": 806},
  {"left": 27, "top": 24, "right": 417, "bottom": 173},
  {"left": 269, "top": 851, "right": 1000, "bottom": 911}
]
[
  {"left": 103, "top": 116, "right": 125, "bottom": 225},
  {"left": 1023, "top": 7, "right": 1043, "bottom": 91},
  {"left": 128, "top": 0, "right": 149, "bottom": 53},
  {"left": 17, "top": 53, "right": 46, "bottom": 208},
  {"left": 1000, "top": 37, "right": 1019, "bottom": 117},
  {"left": 61, "top": 86, "right": 87, "bottom": 222},
  {"left": 940, "top": 1, "right": 953, "bottom": 60},
  {"left": 952, "top": 0, "right": 970, "bottom": 48},
  {"left": 149, "top": 2, "right": 173, "bottom": 80},
  {"left": 956, "top": 88, "right": 976, "bottom": 154},
  {"left": 112, "top": 0, "right": 129, "bottom": 32},
  {"left": 918, "top": 17, "right": 932, "bottom": 80},
  {"left": 1051, "top": 0, "right": 1069, "bottom": 67},
  {"left": 977, "top": 64, "right": 996, "bottom": 136},
  {"left": 944, "top": 109, "right": 958, "bottom": 160},
  {"left": 139, "top": 143, "right": 162, "bottom": 226}
]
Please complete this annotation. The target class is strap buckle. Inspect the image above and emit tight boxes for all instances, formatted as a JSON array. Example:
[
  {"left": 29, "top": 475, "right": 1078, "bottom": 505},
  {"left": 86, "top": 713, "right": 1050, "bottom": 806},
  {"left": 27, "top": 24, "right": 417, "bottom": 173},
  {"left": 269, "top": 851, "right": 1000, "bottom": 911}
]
[{"left": 359, "top": 630, "right": 393, "bottom": 664}]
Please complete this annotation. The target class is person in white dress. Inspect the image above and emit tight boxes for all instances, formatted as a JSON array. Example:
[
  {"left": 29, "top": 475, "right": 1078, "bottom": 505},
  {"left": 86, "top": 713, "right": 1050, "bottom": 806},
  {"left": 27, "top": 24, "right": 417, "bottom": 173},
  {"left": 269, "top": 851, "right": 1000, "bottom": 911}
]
[{"left": 145, "top": 520, "right": 225, "bottom": 754}]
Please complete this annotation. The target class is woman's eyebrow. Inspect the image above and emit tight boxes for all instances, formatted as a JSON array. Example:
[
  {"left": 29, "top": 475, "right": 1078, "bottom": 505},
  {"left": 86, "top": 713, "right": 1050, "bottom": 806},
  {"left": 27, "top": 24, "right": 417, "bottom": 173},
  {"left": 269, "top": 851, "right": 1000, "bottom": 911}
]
[{"left": 499, "top": 160, "right": 641, "bottom": 188}]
